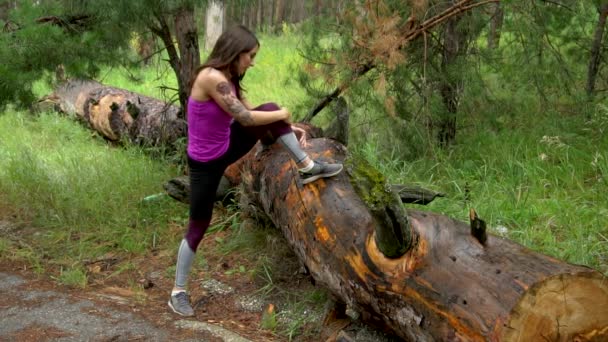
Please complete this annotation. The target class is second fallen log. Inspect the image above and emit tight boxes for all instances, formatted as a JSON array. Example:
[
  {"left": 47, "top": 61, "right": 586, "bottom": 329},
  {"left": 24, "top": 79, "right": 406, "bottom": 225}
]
[{"left": 42, "top": 79, "right": 186, "bottom": 147}]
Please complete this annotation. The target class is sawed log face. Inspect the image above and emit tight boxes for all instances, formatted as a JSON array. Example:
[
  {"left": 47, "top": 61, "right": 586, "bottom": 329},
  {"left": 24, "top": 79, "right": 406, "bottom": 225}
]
[{"left": 231, "top": 138, "right": 608, "bottom": 341}]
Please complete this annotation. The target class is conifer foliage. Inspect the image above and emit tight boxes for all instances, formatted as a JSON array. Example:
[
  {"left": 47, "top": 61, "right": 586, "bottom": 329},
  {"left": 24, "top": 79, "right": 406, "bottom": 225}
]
[
  {"left": 298, "top": 0, "right": 608, "bottom": 150},
  {"left": 0, "top": 0, "right": 211, "bottom": 113}
]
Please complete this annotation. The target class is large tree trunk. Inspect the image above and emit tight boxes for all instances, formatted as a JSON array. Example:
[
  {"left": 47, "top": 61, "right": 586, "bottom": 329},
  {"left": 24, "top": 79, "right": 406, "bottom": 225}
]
[
  {"left": 223, "top": 137, "right": 608, "bottom": 341},
  {"left": 41, "top": 80, "right": 186, "bottom": 147},
  {"left": 174, "top": 6, "right": 200, "bottom": 108},
  {"left": 586, "top": 2, "right": 608, "bottom": 98},
  {"left": 148, "top": 6, "right": 199, "bottom": 113}
]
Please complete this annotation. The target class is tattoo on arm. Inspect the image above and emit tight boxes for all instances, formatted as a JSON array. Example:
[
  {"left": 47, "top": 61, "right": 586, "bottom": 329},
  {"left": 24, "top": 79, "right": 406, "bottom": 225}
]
[
  {"left": 216, "top": 82, "right": 231, "bottom": 96},
  {"left": 216, "top": 82, "right": 255, "bottom": 125}
]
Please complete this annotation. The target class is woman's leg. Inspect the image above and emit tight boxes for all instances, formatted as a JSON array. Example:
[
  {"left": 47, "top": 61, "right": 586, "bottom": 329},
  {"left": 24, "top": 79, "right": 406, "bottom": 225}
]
[
  {"left": 170, "top": 120, "right": 263, "bottom": 316},
  {"left": 238, "top": 103, "right": 309, "bottom": 166},
  {"left": 242, "top": 103, "right": 343, "bottom": 184},
  {"left": 169, "top": 157, "right": 225, "bottom": 316}
]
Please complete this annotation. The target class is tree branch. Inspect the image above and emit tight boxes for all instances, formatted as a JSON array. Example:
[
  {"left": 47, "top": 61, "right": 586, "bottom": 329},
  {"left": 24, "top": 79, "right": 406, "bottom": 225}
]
[{"left": 303, "top": 0, "right": 499, "bottom": 122}]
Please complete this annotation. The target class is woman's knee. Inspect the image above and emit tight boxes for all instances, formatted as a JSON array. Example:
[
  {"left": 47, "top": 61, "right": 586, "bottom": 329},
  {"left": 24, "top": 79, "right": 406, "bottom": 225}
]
[
  {"left": 184, "top": 218, "right": 211, "bottom": 251},
  {"left": 254, "top": 102, "right": 280, "bottom": 112},
  {"left": 248, "top": 102, "right": 292, "bottom": 141}
]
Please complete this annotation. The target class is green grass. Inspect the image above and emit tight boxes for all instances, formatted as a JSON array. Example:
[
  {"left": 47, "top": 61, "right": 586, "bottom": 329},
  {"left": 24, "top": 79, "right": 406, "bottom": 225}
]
[
  {"left": 242, "top": 33, "right": 310, "bottom": 114},
  {"left": 356, "top": 102, "right": 608, "bottom": 274},
  {"left": 0, "top": 111, "right": 187, "bottom": 275}
]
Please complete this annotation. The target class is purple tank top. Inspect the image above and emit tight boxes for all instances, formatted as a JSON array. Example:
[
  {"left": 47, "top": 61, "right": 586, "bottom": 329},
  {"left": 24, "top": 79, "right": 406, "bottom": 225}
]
[{"left": 187, "top": 97, "right": 234, "bottom": 162}]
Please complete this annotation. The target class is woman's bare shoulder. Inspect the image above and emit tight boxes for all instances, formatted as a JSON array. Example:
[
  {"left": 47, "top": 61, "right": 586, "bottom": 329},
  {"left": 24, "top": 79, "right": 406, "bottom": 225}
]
[
  {"left": 195, "top": 67, "right": 227, "bottom": 85},
  {"left": 192, "top": 68, "right": 229, "bottom": 99}
]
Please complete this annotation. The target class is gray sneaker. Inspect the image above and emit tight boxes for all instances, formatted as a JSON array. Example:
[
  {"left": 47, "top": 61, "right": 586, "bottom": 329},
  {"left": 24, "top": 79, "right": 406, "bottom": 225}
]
[
  {"left": 168, "top": 291, "right": 194, "bottom": 316},
  {"left": 300, "top": 161, "right": 343, "bottom": 184}
]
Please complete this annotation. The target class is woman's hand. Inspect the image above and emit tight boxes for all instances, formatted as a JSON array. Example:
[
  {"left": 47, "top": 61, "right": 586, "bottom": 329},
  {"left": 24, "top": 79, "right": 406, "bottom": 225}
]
[
  {"left": 291, "top": 125, "right": 308, "bottom": 147},
  {"left": 280, "top": 107, "right": 292, "bottom": 123}
]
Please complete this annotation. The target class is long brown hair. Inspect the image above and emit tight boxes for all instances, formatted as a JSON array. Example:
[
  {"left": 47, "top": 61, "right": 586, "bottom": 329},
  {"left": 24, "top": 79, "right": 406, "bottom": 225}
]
[{"left": 193, "top": 25, "right": 259, "bottom": 100}]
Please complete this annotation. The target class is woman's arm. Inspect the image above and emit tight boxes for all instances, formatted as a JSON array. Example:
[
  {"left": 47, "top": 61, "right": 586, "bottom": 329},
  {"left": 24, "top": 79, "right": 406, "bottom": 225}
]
[
  {"left": 197, "top": 70, "right": 289, "bottom": 126},
  {"left": 241, "top": 96, "right": 254, "bottom": 110}
]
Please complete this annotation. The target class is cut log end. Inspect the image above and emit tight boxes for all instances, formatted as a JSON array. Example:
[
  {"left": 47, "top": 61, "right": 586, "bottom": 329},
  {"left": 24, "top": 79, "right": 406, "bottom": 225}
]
[{"left": 501, "top": 272, "right": 608, "bottom": 341}]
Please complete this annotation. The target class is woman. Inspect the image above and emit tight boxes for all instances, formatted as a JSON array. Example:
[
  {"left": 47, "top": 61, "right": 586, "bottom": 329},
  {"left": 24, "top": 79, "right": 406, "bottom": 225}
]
[{"left": 168, "top": 25, "right": 343, "bottom": 316}]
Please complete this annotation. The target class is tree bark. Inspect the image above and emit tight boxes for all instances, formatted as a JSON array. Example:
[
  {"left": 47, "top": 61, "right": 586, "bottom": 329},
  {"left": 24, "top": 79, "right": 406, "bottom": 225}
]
[
  {"left": 205, "top": 1, "right": 224, "bottom": 52},
  {"left": 42, "top": 80, "right": 185, "bottom": 147},
  {"left": 174, "top": 6, "right": 200, "bottom": 108},
  {"left": 438, "top": 6, "right": 472, "bottom": 148},
  {"left": 323, "top": 96, "right": 350, "bottom": 146},
  {"left": 274, "top": 0, "right": 284, "bottom": 32},
  {"left": 148, "top": 6, "right": 200, "bottom": 113},
  {"left": 222, "top": 137, "right": 608, "bottom": 341},
  {"left": 586, "top": 3, "right": 608, "bottom": 98},
  {"left": 256, "top": 0, "right": 263, "bottom": 31}
]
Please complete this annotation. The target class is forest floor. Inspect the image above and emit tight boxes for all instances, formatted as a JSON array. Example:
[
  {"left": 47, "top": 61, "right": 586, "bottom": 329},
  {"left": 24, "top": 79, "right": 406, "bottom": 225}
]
[{"left": 0, "top": 216, "right": 400, "bottom": 342}]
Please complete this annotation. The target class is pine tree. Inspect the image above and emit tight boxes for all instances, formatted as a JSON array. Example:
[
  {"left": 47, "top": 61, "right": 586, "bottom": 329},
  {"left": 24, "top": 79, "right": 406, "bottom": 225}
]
[{"left": 0, "top": 0, "right": 210, "bottom": 114}]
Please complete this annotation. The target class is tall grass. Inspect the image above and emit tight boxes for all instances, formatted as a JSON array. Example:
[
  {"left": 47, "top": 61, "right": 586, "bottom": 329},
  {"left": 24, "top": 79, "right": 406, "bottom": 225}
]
[
  {"left": 356, "top": 97, "right": 608, "bottom": 273},
  {"left": 243, "top": 32, "right": 310, "bottom": 114},
  {"left": 0, "top": 111, "right": 187, "bottom": 280}
]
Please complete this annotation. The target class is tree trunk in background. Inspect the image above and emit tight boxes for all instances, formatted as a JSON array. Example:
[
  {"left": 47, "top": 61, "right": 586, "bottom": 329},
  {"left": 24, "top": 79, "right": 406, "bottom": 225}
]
[
  {"left": 0, "top": 0, "right": 18, "bottom": 21},
  {"left": 174, "top": 6, "right": 200, "bottom": 109},
  {"left": 274, "top": 0, "right": 284, "bottom": 31},
  {"left": 42, "top": 80, "right": 185, "bottom": 147},
  {"left": 221, "top": 136, "right": 608, "bottom": 341},
  {"left": 586, "top": 3, "right": 608, "bottom": 98},
  {"left": 487, "top": 1, "right": 503, "bottom": 49},
  {"left": 136, "top": 32, "right": 156, "bottom": 66},
  {"left": 224, "top": 0, "right": 338, "bottom": 32},
  {"left": 267, "top": 0, "right": 275, "bottom": 28},
  {"left": 313, "top": 0, "right": 323, "bottom": 26},
  {"left": 256, "top": 0, "right": 263, "bottom": 31},
  {"left": 249, "top": 2, "right": 257, "bottom": 30},
  {"left": 148, "top": 12, "right": 188, "bottom": 115},
  {"left": 205, "top": 0, "right": 224, "bottom": 51},
  {"left": 0, "top": 2, "right": 10, "bottom": 21},
  {"left": 336, "top": 0, "right": 344, "bottom": 24},
  {"left": 438, "top": 16, "right": 463, "bottom": 147},
  {"left": 295, "top": 1, "right": 306, "bottom": 23}
]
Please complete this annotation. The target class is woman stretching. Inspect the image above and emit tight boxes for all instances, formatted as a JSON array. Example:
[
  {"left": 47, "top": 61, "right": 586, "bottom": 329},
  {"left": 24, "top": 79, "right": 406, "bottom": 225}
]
[{"left": 168, "top": 25, "right": 343, "bottom": 316}]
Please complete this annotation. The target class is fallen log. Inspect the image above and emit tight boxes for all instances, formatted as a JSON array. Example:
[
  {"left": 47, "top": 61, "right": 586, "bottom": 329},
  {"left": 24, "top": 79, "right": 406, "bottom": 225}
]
[
  {"left": 228, "top": 138, "right": 608, "bottom": 341},
  {"left": 39, "top": 79, "right": 186, "bottom": 147}
]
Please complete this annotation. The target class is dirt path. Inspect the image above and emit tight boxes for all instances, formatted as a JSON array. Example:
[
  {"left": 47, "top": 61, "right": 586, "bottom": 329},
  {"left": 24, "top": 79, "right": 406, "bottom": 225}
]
[
  {"left": 0, "top": 269, "right": 249, "bottom": 342},
  {"left": 0, "top": 215, "right": 400, "bottom": 342}
]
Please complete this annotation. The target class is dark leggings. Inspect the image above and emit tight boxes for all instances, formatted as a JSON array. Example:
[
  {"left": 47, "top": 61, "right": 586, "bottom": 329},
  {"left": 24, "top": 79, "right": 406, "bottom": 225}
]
[{"left": 185, "top": 103, "right": 291, "bottom": 251}]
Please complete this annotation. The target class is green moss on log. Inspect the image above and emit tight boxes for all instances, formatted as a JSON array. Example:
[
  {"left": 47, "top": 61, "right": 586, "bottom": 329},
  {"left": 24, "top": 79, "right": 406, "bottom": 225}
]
[
  {"left": 345, "top": 154, "right": 393, "bottom": 210},
  {"left": 345, "top": 154, "right": 413, "bottom": 258}
]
